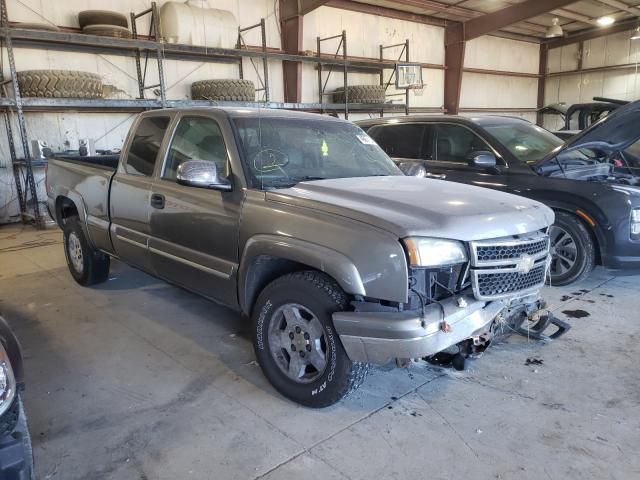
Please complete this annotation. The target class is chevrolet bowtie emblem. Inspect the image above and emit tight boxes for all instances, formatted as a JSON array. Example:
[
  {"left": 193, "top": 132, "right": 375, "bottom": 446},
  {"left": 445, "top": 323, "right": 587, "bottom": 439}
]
[{"left": 516, "top": 254, "right": 535, "bottom": 274}]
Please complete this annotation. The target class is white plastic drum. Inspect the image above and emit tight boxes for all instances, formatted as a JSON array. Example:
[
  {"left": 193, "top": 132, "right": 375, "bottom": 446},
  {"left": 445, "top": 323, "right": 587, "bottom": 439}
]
[{"left": 160, "top": 0, "right": 238, "bottom": 48}]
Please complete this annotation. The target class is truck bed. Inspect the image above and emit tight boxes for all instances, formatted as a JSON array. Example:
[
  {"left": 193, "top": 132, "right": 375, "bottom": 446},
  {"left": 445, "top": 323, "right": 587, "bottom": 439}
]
[
  {"left": 53, "top": 154, "right": 120, "bottom": 170},
  {"left": 46, "top": 155, "right": 119, "bottom": 254}
]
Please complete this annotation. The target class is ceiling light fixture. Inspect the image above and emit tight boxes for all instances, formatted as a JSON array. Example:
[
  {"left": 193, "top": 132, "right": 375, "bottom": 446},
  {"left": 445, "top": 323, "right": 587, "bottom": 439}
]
[
  {"left": 597, "top": 16, "right": 615, "bottom": 27},
  {"left": 631, "top": 26, "right": 640, "bottom": 40},
  {"left": 545, "top": 18, "right": 563, "bottom": 38}
]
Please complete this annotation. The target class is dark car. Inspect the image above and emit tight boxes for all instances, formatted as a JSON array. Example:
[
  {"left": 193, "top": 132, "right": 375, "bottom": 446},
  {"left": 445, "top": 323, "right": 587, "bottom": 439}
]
[
  {"left": 358, "top": 100, "right": 640, "bottom": 285},
  {"left": 0, "top": 316, "right": 33, "bottom": 480}
]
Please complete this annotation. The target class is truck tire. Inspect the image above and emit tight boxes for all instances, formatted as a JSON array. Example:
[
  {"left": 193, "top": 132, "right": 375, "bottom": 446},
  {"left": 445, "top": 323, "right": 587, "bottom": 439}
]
[
  {"left": 549, "top": 211, "right": 595, "bottom": 286},
  {"left": 17, "top": 70, "right": 103, "bottom": 99},
  {"left": 252, "top": 271, "right": 369, "bottom": 408},
  {"left": 82, "top": 24, "right": 132, "bottom": 39},
  {"left": 332, "top": 85, "right": 386, "bottom": 104},
  {"left": 78, "top": 10, "right": 129, "bottom": 29},
  {"left": 63, "top": 217, "right": 110, "bottom": 286},
  {"left": 191, "top": 79, "right": 255, "bottom": 101}
]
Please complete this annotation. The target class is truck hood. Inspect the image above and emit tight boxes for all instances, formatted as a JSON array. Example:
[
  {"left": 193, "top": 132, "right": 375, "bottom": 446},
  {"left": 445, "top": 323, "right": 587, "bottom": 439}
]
[
  {"left": 267, "top": 176, "right": 554, "bottom": 241},
  {"left": 538, "top": 99, "right": 640, "bottom": 167}
]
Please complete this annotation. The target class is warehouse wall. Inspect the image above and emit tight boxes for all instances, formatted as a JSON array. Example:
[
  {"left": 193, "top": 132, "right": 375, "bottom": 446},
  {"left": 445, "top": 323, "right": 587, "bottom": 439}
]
[
  {"left": 0, "top": 0, "right": 284, "bottom": 222},
  {"left": 301, "top": 5, "right": 445, "bottom": 120},
  {"left": 544, "top": 28, "right": 640, "bottom": 130},
  {"left": 460, "top": 35, "right": 540, "bottom": 123}
]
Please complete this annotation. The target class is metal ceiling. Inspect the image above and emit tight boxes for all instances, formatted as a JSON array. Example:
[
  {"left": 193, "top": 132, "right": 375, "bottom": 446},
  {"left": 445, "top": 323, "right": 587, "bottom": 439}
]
[{"left": 347, "top": 0, "right": 640, "bottom": 41}]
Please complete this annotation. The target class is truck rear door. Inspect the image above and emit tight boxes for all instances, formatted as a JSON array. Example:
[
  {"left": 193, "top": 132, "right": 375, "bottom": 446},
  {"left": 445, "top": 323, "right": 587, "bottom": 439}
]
[
  {"left": 147, "top": 112, "right": 242, "bottom": 308},
  {"left": 110, "top": 113, "right": 174, "bottom": 273}
]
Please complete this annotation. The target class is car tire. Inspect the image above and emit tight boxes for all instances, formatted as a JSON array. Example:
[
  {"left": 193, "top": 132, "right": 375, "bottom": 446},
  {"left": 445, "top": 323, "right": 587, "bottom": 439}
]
[
  {"left": 17, "top": 70, "right": 103, "bottom": 99},
  {"left": 78, "top": 10, "right": 129, "bottom": 29},
  {"left": 252, "top": 271, "right": 369, "bottom": 408},
  {"left": 190, "top": 79, "right": 255, "bottom": 101},
  {"left": 63, "top": 217, "right": 110, "bottom": 286},
  {"left": 549, "top": 211, "right": 595, "bottom": 286}
]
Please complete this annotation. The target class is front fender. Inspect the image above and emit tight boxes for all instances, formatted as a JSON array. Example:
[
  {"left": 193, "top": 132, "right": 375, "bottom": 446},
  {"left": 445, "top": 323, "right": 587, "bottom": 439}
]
[{"left": 238, "top": 234, "right": 366, "bottom": 313}]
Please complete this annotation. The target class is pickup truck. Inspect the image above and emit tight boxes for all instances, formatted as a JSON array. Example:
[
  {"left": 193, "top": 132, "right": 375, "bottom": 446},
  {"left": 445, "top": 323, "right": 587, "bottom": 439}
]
[{"left": 47, "top": 107, "right": 558, "bottom": 408}]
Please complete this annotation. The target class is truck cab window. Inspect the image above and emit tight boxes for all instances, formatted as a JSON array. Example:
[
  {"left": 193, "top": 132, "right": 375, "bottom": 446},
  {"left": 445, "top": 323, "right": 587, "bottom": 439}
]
[
  {"left": 367, "top": 124, "right": 425, "bottom": 159},
  {"left": 125, "top": 116, "right": 170, "bottom": 176},
  {"left": 163, "top": 117, "right": 229, "bottom": 181}
]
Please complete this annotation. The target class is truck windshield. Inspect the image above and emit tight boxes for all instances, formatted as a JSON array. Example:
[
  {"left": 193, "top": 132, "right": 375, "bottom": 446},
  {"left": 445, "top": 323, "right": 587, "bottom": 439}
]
[
  {"left": 232, "top": 116, "right": 402, "bottom": 189},
  {"left": 484, "top": 123, "right": 563, "bottom": 164}
]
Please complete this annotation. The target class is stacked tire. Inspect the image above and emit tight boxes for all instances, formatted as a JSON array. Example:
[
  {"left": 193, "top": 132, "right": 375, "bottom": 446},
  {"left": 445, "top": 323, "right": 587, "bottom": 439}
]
[
  {"left": 78, "top": 10, "right": 132, "bottom": 39},
  {"left": 191, "top": 79, "right": 256, "bottom": 102},
  {"left": 17, "top": 70, "right": 103, "bottom": 99},
  {"left": 332, "top": 85, "right": 386, "bottom": 104}
]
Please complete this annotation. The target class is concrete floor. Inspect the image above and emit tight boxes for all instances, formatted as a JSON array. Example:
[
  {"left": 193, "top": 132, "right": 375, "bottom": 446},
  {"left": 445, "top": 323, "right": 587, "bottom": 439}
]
[{"left": 0, "top": 223, "right": 638, "bottom": 480}]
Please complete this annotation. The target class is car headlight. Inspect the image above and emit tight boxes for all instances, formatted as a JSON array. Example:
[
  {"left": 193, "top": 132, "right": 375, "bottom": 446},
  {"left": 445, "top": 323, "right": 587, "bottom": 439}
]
[
  {"left": 0, "top": 344, "right": 16, "bottom": 417},
  {"left": 403, "top": 237, "right": 468, "bottom": 267},
  {"left": 631, "top": 208, "right": 640, "bottom": 240}
]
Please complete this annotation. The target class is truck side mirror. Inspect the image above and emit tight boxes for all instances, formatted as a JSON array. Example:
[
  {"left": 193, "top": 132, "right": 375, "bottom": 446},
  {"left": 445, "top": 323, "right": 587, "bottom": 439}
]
[
  {"left": 176, "top": 160, "right": 232, "bottom": 191},
  {"left": 396, "top": 161, "right": 426, "bottom": 177},
  {"left": 467, "top": 151, "right": 497, "bottom": 169}
]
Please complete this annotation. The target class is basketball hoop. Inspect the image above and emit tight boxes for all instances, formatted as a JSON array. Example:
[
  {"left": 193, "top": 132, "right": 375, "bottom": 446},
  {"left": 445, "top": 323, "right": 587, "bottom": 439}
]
[{"left": 396, "top": 63, "right": 423, "bottom": 89}]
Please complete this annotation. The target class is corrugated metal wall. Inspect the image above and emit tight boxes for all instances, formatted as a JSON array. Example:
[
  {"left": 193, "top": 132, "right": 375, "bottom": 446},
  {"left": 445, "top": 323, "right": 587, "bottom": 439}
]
[{"left": 544, "top": 28, "right": 640, "bottom": 130}]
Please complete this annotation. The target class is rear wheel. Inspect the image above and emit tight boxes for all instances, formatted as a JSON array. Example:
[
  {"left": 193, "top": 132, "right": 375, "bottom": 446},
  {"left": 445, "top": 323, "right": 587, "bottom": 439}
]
[
  {"left": 63, "top": 217, "right": 110, "bottom": 286},
  {"left": 549, "top": 211, "right": 595, "bottom": 286},
  {"left": 252, "top": 271, "right": 369, "bottom": 408}
]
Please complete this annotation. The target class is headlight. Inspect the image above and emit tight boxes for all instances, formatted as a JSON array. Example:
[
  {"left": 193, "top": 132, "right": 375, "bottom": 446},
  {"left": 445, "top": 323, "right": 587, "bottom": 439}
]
[
  {"left": 403, "top": 237, "right": 468, "bottom": 267},
  {"left": 0, "top": 344, "right": 16, "bottom": 417},
  {"left": 631, "top": 208, "right": 640, "bottom": 240}
]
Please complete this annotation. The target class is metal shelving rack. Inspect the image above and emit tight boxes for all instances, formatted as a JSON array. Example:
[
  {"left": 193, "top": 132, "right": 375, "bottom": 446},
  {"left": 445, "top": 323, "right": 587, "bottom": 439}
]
[
  {"left": 380, "top": 40, "right": 411, "bottom": 117},
  {"left": 0, "top": 0, "right": 412, "bottom": 227}
]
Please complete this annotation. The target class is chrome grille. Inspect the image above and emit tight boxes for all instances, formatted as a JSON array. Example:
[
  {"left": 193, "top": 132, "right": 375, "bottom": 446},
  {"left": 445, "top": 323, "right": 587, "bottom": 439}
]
[
  {"left": 470, "top": 232, "right": 550, "bottom": 301},
  {"left": 476, "top": 238, "right": 548, "bottom": 264},
  {"left": 473, "top": 262, "right": 547, "bottom": 299}
]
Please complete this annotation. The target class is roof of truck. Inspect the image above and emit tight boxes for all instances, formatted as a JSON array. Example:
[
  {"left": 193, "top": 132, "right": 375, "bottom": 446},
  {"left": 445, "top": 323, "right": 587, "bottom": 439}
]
[{"left": 143, "top": 106, "right": 347, "bottom": 123}]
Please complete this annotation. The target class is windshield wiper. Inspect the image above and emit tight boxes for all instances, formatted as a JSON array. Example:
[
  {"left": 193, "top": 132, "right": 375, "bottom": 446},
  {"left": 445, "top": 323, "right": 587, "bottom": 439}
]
[{"left": 290, "top": 175, "right": 327, "bottom": 182}]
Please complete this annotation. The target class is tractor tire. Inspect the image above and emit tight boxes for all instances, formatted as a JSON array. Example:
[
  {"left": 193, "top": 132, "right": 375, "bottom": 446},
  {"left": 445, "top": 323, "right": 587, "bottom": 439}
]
[
  {"left": 17, "top": 70, "right": 103, "bottom": 99},
  {"left": 333, "top": 85, "right": 386, "bottom": 104},
  {"left": 78, "top": 10, "right": 129, "bottom": 29},
  {"left": 82, "top": 24, "right": 132, "bottom": 39},
  {"left": 191, "top": 79, "right": 256, "bottom": 102}
]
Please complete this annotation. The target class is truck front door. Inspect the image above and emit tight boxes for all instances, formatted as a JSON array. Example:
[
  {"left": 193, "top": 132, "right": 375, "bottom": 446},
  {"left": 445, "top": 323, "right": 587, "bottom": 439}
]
[{"left": 148, "top": 114, "right": 242, "bottom": 308}]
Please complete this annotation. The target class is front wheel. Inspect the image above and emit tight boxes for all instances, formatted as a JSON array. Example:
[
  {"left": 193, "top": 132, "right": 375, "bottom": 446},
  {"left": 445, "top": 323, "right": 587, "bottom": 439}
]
[
  {"left": 548, "top": 211, "right": 595, "bottom": 286},
  {"left": 252, "top": 271, "right": 369, "bottom": 408}
]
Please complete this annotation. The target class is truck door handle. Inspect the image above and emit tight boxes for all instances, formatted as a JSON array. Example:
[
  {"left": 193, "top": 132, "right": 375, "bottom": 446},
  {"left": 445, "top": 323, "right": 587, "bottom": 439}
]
[
  {"left": 150, "top": 193, "right": 165, "bottom": 209},
  {"left": 426, "top": 172, "right": 446, "bottom": 180}
]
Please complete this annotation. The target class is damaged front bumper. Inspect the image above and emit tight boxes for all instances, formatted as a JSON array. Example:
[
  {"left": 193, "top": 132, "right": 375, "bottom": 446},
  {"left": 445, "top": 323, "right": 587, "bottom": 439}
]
[{"left": 332, "top": 289, "right": 569, "bottom": 364}]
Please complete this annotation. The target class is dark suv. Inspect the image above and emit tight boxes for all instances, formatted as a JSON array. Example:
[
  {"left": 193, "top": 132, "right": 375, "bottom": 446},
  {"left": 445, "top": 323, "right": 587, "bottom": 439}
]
[{"left": 358, "top": 101, "right": 640, "bottom": 286}]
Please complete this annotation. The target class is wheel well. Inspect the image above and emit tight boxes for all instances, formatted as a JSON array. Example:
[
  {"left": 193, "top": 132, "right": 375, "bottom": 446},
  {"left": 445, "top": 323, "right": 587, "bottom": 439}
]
[
  {"left": 242, "top": 255, "right": 328, "bottom": 316},
  {"left": 553, "top": 208, "right": 602, "bottom": 265},
  {"left": 55, "top": 196, "right": 79, "bottom": 226}
]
